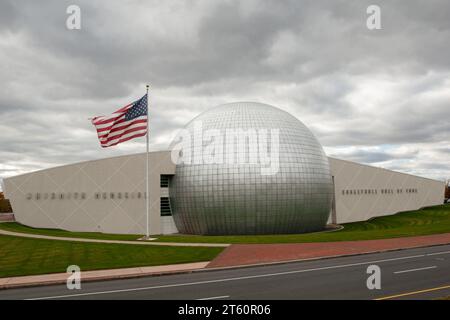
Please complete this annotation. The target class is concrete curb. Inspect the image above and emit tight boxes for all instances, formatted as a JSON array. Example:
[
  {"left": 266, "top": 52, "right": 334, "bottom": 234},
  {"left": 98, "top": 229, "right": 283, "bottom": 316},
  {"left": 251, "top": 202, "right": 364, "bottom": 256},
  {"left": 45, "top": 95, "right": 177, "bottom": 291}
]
[{"left": 0, "top": 262, "right": 209, "bottom": 290}]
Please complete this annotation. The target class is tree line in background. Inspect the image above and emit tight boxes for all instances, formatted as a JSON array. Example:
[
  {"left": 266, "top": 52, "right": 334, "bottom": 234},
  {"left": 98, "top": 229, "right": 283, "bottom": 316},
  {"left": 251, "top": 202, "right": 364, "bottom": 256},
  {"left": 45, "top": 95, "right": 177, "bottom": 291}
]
[{"left": 0, "top": 192, "right": 12, "bottom": 213}]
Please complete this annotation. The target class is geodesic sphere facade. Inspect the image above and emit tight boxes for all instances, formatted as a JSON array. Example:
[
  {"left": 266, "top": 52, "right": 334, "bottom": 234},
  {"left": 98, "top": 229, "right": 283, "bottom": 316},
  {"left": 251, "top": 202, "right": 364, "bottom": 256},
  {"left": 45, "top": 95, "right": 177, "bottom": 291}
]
[{"left": 170, "top": 102, "right": 333, "bottom": 235}]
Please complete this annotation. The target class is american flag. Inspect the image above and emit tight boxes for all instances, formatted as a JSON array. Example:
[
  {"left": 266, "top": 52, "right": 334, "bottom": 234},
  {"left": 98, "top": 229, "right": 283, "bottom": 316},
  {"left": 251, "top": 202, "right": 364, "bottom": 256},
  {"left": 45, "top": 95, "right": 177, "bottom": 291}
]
[{"left": 91, "top": 94, "right": 148, "bottom": 148}]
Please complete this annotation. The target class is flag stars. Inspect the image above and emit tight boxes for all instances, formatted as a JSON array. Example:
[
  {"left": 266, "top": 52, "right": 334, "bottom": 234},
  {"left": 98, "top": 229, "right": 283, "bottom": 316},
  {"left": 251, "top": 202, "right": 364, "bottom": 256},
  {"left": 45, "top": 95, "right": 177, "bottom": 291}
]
[{"left": 125, "top": 95, "right": 148, "bottom": 121}]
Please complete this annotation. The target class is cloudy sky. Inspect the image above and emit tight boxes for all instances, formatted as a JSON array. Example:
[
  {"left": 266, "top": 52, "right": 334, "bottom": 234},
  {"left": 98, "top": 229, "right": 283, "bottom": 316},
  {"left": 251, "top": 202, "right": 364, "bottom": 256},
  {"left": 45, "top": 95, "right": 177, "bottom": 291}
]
[{"left": 1, "top": 0, "right": 449, "bottom": 190}]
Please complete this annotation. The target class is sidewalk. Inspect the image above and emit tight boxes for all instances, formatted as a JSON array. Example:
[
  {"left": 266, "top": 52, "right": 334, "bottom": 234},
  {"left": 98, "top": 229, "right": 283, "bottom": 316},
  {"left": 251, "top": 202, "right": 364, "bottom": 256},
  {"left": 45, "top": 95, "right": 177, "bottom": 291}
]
[
  {"left": 207, "top": 232, "right": 450, "bottom": 268},
  {"left": 0, "top": 262, "right": 208, "bottom": 289},
  {"left": 0, "top": 229, "right": 228, "bottom": 248}
]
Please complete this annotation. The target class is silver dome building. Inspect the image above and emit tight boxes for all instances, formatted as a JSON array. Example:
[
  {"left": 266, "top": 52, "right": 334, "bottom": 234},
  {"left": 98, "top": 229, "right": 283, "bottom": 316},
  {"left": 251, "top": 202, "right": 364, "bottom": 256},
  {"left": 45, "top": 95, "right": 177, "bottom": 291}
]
[{"left": 170, "top": 102, "right": 333, "bottom": 235}]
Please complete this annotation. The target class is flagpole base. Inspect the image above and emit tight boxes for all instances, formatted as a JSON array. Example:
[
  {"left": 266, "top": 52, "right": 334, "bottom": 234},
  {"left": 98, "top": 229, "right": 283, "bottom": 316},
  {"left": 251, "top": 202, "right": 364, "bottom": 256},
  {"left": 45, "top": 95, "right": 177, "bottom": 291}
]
[{"left": 138, "top": 235, "right": 157, "bottom": 241}]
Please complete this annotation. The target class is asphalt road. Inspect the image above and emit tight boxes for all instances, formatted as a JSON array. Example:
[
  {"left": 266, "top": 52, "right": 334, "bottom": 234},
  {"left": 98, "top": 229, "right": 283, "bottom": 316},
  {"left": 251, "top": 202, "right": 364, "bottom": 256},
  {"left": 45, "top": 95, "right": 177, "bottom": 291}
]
[{"left": 1, "top": 244, "right": 450, "bottom": 300}]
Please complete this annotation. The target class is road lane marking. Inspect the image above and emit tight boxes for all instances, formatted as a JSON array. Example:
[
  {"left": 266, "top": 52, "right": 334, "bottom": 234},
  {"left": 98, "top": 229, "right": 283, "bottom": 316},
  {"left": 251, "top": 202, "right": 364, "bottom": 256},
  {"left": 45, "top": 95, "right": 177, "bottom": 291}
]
[
  {"left": 197, "top": 295, "right": 229, "bottom": 300},
  {"left": 426, "top": 250, "right": 450, "bottom": 256},
  {"left": 394, "top": 266, "right": 437, "bottom": 274},
  {"left": 26, "top": 249, "right": 450, "bottom": 300},
  {"left": 375, "top": 284, "right": 450, "bottom": 300}
]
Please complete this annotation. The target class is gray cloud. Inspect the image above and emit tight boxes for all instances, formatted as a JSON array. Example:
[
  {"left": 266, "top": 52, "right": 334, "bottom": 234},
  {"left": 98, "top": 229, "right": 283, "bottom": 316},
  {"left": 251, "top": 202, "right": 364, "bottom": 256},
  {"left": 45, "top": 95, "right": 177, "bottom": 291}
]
[{"left": 334, "top": 149, "right": 420, "bottom": 164}]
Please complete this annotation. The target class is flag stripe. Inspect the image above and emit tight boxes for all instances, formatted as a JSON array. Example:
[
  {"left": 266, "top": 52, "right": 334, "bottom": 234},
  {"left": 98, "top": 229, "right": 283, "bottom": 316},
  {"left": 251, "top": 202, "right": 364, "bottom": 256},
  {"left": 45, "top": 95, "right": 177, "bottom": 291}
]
[
  {"left": 97, "top": 116, "right": 146, "bottom": 135},
  {"left": 100, "top": 124, "right": 148, "bottom": 143},
  {"left": 102, "top": 129, "right": 147, "bottom": 148},
  {"left": 93, "top": 114, "right": 126, "bottom": 127},
  {"left": 96, "top": 116, "right": 127, "bottom": 133},
  {"left": 98, "top": 120, "right": 147, "bottom": 140},
  {"left": 92, "top": 103, "right": 133, "bottom": 124}
]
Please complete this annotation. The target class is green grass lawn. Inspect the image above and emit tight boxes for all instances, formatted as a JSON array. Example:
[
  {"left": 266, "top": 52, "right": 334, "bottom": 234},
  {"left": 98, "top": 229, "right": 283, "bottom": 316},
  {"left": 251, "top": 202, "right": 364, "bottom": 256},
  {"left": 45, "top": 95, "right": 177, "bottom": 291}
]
[
  {"left": 0, "top": 222, "right": 142, "bottom": 241},
  {"left": 151, "top": 204, "right": 450, "bottom": 244},
  {"left": 1, "top": 204, "right": 450, "bottom": 245},
  {"left": 0, "top": 235, "right": 223, "bottom": 278}
]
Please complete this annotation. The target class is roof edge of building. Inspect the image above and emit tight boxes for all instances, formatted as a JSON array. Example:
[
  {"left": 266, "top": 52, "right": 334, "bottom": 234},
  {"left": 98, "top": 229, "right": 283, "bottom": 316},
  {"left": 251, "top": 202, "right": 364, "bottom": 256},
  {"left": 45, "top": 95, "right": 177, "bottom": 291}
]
[{"left": 3, "top": 149, "right": 172, "bottom": 181}]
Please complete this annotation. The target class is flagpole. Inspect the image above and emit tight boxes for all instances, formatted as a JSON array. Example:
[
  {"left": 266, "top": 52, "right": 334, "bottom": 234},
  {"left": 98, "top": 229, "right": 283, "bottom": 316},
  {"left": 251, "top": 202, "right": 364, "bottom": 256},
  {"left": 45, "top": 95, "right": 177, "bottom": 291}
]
[{"left": 145, "top": 84, "right": 150, "bottom": 238}]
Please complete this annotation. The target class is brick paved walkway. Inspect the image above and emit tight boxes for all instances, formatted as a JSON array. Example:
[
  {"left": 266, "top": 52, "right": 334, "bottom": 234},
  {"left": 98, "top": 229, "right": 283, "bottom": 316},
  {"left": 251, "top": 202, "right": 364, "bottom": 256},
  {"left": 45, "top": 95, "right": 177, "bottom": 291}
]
[{"left": 207, "top": 233, "right": 450, "bottom": 268}]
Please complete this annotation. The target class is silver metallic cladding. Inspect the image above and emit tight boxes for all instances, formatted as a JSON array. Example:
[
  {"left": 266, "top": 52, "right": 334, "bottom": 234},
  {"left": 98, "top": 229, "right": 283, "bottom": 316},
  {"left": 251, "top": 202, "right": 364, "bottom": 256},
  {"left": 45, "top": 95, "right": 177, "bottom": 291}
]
[{"left": 170, "top": 102, "right": 333, "bottom": 235}]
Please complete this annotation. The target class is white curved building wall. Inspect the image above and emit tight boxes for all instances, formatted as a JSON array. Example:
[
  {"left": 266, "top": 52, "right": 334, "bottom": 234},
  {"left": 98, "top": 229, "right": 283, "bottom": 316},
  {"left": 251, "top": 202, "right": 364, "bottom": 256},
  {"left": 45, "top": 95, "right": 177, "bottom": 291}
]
[
  {"left": 3, "top": 151, "right": 445, "bottom": 234},
  {"left": 3, "top": 151, "right": 175, "bottom": 235},
  {"left": 329, "top": 157, "right": 445, "bottom": 224}
]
